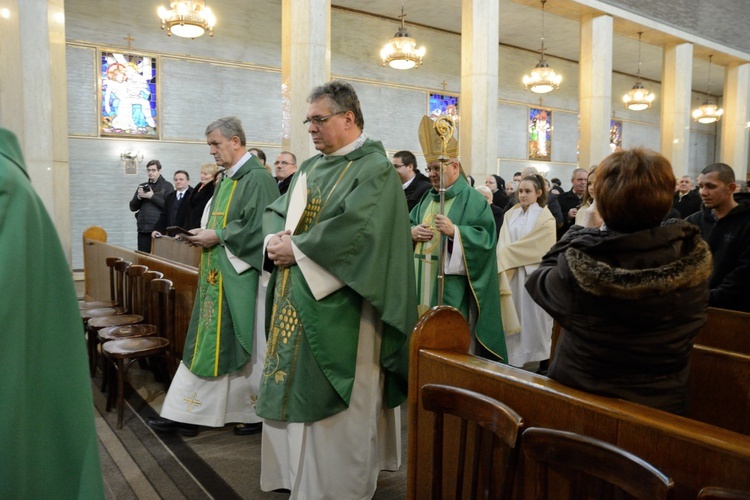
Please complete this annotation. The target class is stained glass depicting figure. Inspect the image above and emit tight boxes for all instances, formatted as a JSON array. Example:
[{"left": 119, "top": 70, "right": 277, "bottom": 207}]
[
  {"left": 610, "top": 119, "right": 623, "bottom": 153},
  {"left": 429, "top": 93, "right": 459, "bottom": 121},
  {"left": 100, "top": 51, "right": 158, "bottom": 138},
  {"left": 529, "top": 107, "right": 552, "bottom": 161}
]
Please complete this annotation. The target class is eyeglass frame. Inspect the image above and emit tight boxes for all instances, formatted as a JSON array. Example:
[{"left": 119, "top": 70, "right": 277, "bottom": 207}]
[
  {"left": 274, "top": 160, "right": 296, "bottom": 167},
  {"left": 303, "top": 111, "right": 346, "bottom": 127}
]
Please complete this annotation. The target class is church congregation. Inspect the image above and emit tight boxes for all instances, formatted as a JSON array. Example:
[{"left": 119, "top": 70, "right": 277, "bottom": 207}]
[{"left": 4, "top": 0, "right": 750, "bottom": 498}]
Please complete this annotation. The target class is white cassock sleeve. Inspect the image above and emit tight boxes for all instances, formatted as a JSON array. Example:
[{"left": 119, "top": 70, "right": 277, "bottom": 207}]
[{"left": 444, "top": 226, "right": 466, "bottom": 275}]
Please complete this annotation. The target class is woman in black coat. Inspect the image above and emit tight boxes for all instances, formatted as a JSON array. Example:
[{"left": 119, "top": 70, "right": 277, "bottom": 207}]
[
  {"left": 186, "top": 163, "right": 218, "bottom": 229},
  {"left": 485, "top": 174, "right": 509, "bottom": 209},
  {"left": 525, "top": 148, "right": 713, "bottom": 415}
]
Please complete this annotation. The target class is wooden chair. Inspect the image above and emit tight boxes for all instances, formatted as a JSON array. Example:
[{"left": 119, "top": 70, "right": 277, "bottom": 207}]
[
  {"left": 421, "top": 383, "right": 524, "bottom": 499},
  {"left": 521, "top": 427, "right": 674, "bottom": 500},
  {"left": 87, "top": 260, "right": 143, "bottom": 376},
  {"left": 150, "top": 278, "right": 179, "bottom": 375},
  {"left": 698, "top": 486, "right": 750, "bottom": 499},
  {"left": 101, "top": 276, "right": 172, "bottom": 429},
  {"left": 79, "top": 256, "right": 120, "bottom": 309}
]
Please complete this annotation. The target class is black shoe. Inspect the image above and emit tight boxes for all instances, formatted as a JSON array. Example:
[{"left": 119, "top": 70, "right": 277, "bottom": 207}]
[
  {"left": 146, "top": 417, "right": 199, "bottom": 437},
  {"left": 234, "top": 422, "right": 263, "bottom": 435}
]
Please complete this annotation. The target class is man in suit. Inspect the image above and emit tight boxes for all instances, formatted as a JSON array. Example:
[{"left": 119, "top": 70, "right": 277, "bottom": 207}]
[
  {"left": 273, "top": 151, "right": 297, "bottom": 195},
  {"left": 393, "top": 150, "right": 431, "bottom": 212},
  {"left": 152, "top": 170, "right": 193, "bottom": 238}
]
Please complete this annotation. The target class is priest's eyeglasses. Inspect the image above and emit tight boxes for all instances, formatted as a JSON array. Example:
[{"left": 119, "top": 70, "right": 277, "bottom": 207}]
[{"left": 303, "top": 111, "right": 345, "bottom": 126}]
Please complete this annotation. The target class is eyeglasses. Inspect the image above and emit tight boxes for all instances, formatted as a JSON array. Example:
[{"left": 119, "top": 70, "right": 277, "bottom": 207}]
[
  {"left": 303, "top": 111, "right": 345, "bottom": 126},
  {"left": 393, "top": 163, "right": 406, "bottom": 169},
  {"left": 274, "top": 161, "right": 295, "bottom": 167}
]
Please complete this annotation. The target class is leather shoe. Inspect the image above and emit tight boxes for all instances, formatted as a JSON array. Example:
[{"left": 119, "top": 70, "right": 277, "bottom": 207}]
[
  {"left": 234, "top": 422, "right": 263, "bottom": 436},
  {"left": 146, "top": 417, "right": 199, "bottom": 437}
]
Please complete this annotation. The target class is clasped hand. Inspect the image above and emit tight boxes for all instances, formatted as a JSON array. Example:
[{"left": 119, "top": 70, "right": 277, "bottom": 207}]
[
  {"left": 181, "top": 229, "right": 219, "bottom": 248},
  {"left": 267, "top": 230, "right": 296, "bottom": 267}
]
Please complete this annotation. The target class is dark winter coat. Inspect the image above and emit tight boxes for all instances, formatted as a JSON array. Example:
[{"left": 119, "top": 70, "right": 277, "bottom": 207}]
[
  {"left": 526, "top": 219, "right": 713, "bottom": 414},
  {"left": 673, "top": 189, "right": 702, "bottom": 218},
  {"left": 686, "top": 196, "right": 750, "bottom": 312},
  {"left": 129, "top": 175, "right": 174, "bottom": 233},
  {"left": 185, "top": 180, "right": 216, "bottom": 229}
]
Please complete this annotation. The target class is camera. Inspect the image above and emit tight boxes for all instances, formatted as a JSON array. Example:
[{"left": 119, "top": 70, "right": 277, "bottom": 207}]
[{"left": 140, "top": 184, "right": 151, "bottom": 192}]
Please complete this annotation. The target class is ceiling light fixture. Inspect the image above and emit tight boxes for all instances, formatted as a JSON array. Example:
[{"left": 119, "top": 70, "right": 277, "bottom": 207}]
[
  {"left": 380, "top": 0, "right": 425, "bottom": 70},
  {"left": 622, "top": 31, "right": 655, "bottom": 111},
  {"left": 523, "top": 0, "right": 562, "bottom": 94},
  {"left": 157, "top": 1, "right": 216, "bottom": 39},
  {"left": 692, "top": 54, "right": 724, "bottom": 124}
]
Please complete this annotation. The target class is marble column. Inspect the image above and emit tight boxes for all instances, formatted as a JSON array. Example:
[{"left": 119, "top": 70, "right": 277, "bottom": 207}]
[
  {"left": 0, "top": 0, "right": 71, "bottom": 261},
  {"left": 281, "top": 0, "right": 330, "bottom": 162},
  {"left": 578, "top": 14, "right": 613, "bottom": 170},
  {"left": 460, "top": 0, "right": 499, "bottom": 177},
  {"left": 660, "top": 43, "right": 693, "bottom": 177},
  {"left": 720, "top": 63, "right": 750, "bottom": 180}
]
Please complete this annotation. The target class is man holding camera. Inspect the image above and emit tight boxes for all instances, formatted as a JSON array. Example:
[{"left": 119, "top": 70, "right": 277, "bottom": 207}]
[{"left": 129, "top": 159, "right": 174, "bottom": 252}]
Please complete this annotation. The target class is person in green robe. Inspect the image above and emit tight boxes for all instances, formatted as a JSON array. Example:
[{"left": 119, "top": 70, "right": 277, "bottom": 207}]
[
  {"left": 147, "top": 117, "right": 279, "bottom": 436},
  {"left": 0, "top": 128, "right": 104, "bottom": 498},
  {"left": 257, "top": 80, "right": 418, "bottom": 498},
  {"left": 410, "top": 120, "right": 507, "bottom": 362}
]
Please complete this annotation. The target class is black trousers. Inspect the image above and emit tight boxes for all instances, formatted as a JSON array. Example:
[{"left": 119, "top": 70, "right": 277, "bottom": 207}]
[{"left": 137, "top": 232, "right": 153, "bottom": 253}]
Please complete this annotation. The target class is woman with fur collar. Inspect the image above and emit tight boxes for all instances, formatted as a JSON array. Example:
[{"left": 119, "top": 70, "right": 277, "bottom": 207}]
[
  {"left": 526, "top": 148, "right": 713, "bottom": 415},
  {"left": 497, "top": 174, "right": 557, "bottom": 368}
]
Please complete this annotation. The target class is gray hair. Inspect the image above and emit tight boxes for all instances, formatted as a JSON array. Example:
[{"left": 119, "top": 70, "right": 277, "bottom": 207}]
[
  {"left": 308, "top": 80, "right": 365, "bottom": 130},
  {"left": 205, "top": 116, "right": 247, "bottom": 146}
]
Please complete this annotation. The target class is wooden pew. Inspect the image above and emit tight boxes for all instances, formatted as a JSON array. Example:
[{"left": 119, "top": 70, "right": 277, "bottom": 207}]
[
  {"left": 151, "top": 235, "right": 201, "bottom": 268},
  {"left": 408, "top": 306, "right": 750, "bottom": 500},
  {"left": 83, "top": 230, "right": 198, "bottom": 374},
  {"left": 547, "top": 308, "right": 750, "bottom": 434}
]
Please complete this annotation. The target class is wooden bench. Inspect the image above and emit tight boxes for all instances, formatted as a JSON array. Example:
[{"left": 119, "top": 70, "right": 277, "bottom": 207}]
[
  {"left": 695, "top": 307, "right": 750, "bottom": 356},
  {"left": 83, "top": 229, "right": 198, "bottom": 375},
  {"left": 408, "top": 306, "right": 750, "bottom": 500}
]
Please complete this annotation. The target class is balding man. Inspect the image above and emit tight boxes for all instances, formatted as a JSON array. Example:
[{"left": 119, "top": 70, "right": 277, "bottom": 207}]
[
  {"left": 558, "top": 168, "right": 588, "bottom": 238},
  {"left": 673, "top": 175, "right": 702, "bottom": 218},
  {"left": 273, "top": 151, "right": 297, "bottom": 195}
]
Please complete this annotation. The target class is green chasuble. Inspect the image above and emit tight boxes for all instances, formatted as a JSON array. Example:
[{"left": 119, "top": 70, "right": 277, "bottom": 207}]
[
  {"left": 410, "top": 175, "right": 507, "bottom": 362},
  {"left": 182, "top": 156, "right": 279, "bottom": 377},
  {"left": 256, "top": 138, "right": 418, "bottom": 423},
  {"left": 0, "top": 129, "right": 104, "bottom": 498}
]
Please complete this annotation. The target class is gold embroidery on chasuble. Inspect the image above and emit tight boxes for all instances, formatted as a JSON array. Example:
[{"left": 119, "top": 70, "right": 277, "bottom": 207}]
[
  {"left": 262, "top": 160, "right": 354, "bottom": 419},
  {"left": 189, "top": 179, "right": 236, "bottom": 375}
]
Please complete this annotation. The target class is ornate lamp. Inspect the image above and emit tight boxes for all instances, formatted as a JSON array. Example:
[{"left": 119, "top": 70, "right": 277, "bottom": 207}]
[
  {"left": 692, "top": 55, "right": 724, "bottom": 124},
  {"left": 380, "top": 0, "right": 425, "bottom": 70},
  {"left": 157, "top": 1, "right": 216, "bottom": 38},
  {"left": 523, "top": 0, "right": 562, "bottom": 94},
  {"left": 622, "top": 31, "right": 655, "bottom": 111}
]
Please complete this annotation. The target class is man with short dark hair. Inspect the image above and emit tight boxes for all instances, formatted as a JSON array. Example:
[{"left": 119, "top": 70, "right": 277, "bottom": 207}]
[
  {"left": 129, "top": 159, "right": 174, "bottom": 252},
  {"left": 687, "top": 163, "right": 750, "bottom": 312},
  {"left": 147, "top": 117, "right": 279, "bottom": 436},
  {"left": 393, "top": 149, "right": 431, "bottom": 211},
  {"left": 259, "top": 80, "right": 417, "bottom": 498},
  {"left": 557, "top": 168, "right": 588, "bottom": 239},
  {"left": 273, "top": 151, "right": 297, "bottom": 195},
  {"left": 152, "top": 170, "right": 193, "bottom": 239}
]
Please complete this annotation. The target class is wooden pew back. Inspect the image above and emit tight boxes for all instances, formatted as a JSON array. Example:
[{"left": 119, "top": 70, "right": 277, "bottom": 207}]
[
  {"left": 408, "top": 307, "right": 750, "bottom": 500},
  {"left": 83, "top": 234, "right": 198, "bottom": 373}
]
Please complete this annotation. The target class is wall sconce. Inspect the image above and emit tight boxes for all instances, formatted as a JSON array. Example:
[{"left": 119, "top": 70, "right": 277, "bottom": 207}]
[{"left": 121, "top": 151, "right": 144, "bottom": 175}]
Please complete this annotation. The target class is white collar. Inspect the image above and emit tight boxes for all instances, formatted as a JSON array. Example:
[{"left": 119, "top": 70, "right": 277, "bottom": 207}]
[
  {"left": 325, "top": 132, "right": 367, "bottom": 158},
  {"left": 225, "top": 151, "right": 252, "bottom": 178}
]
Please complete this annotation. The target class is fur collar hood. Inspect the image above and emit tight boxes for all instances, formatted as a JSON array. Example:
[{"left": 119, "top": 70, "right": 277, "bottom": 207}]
[{"left": 565, "top": 222, "right": 712, "bottom": 299}]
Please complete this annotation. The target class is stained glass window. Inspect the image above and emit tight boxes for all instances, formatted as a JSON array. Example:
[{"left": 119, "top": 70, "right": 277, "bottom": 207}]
[
  {"left": 529, "top": 107, "right": 552, "bottom": 161},
  {"left": 100, "top": 51, "right": 158, "bottom": 138}
]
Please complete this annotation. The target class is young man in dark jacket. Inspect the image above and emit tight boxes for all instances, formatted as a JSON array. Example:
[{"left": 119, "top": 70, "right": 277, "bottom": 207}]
[
  {"left": 129, "top": 159, "right": 174, "bottom": 252},
  {"left": 687, "top": 163, "right": 750, "bottom": 312}
]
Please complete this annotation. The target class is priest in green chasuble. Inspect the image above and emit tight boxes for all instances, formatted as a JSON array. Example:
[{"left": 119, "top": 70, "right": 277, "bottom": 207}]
[
  {"left": 257, "top": 81, "right": 418, "bottom": 499},
  {"left": 410, "top": 116, "right": 507, "bottom": 362},
  {"left": 0, "top": 128, "right": 104, "bottom": 498},
  {"left": 147, "top": 117, "right": 279, "bottom": 436}
]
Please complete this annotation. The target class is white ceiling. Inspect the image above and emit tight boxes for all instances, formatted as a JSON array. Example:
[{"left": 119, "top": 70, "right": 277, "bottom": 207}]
[{"left": 335, "top": 0, "right": 750, "bottom": 96}]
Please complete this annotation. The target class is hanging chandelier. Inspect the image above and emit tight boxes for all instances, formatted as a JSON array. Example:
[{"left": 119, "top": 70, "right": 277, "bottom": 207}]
[
  {"left": 158, "top": 1, "right": 216, "bottom": 38},
  {"left": 523, "top": 0, "right": 562, "bottom": 94},
  {"left": 380, "top": 0, "right": 425, "bottom": 70},
  {"left": 693, "top": 55, "right": 724, "bottom": 124},
  {"left": 622, "top": 31, "right": 655, "bottom": 111}
]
